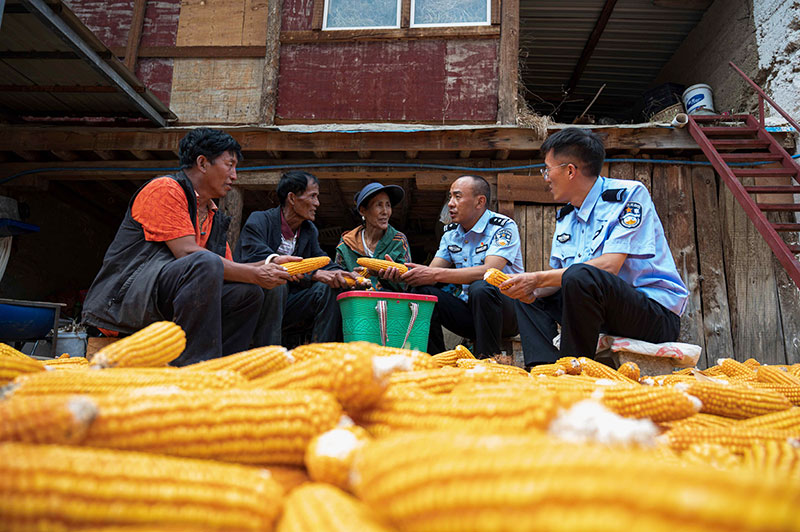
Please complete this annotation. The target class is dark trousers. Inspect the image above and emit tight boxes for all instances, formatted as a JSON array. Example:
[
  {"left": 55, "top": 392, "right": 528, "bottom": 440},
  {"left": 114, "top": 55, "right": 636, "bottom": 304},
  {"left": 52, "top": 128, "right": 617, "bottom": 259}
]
[
  {"left": 414, "top": 280, "right": 518, "bottom": 358},
  {"left": 514, "top": 263, "right": 681, "bottom": 367},
  {"left": 253, "top": 281, "right": 342, "bottom": 348},
  {"left": 155, "top": 252, "right": 264, "bottom": 366}
]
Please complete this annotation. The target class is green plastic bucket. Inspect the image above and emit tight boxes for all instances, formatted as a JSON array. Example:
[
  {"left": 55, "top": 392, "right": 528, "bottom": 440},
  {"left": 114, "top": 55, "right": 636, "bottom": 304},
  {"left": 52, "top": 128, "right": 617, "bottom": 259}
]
[{"left": 337, "top": 291, "right": 437, "bottom": 351}]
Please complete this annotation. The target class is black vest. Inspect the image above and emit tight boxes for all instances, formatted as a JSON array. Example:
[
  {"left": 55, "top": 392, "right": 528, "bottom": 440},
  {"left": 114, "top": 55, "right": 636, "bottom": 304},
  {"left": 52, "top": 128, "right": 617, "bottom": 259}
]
[{"left": 82, "top": 171, "right": 230, "bottom": 333}]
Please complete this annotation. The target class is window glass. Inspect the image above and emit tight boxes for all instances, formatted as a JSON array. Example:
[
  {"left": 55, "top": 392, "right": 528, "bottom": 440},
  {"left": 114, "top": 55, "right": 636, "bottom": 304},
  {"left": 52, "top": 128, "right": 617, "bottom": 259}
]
[
  {"left": 412, "top": 0, "right": 490, "bottom": 26},
  {"left": 324, "top": 0, "right": 400, "bottom": 29}
]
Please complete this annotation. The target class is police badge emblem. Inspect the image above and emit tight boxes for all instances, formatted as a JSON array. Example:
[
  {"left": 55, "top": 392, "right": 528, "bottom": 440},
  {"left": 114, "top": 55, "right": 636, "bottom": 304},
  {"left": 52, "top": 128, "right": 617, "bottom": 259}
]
[
  {"left": 494, "top": 228, "right": 513, "bottom": 246},
  {"left": 557, "top": 233, "right": 570, "bottom": 243},
  {"left": 619, "top": 202, "right": 642, "bottom": 229}
]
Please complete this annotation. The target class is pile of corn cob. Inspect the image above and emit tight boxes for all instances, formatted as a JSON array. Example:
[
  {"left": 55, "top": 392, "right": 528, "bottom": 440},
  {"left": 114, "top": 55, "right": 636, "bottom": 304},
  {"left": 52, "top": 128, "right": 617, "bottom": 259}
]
[{"left": 2, "top": 325, "right": 800, "bottom": 532}]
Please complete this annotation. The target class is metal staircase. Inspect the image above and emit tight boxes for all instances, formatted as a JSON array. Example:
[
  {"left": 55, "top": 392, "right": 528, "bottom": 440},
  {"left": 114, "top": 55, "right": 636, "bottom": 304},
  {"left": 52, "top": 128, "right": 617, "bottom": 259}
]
[{"left": 686, "top": 62, "right": 800, "bottom": 287}]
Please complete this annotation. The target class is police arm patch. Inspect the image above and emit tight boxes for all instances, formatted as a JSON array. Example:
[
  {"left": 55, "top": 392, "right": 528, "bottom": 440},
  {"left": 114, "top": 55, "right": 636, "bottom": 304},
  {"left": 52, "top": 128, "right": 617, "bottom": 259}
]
[
  {"left": 494, "top": 228, "right": 514, "bottom": 246},
  {"left": 618, "top": 201, "right": 642, "bottom": 229}
]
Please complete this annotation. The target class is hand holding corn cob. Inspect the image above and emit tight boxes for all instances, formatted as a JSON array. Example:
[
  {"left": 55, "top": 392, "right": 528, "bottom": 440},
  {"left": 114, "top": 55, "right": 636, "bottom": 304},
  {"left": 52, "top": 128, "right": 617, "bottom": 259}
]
[
  {"left": 356, "top": 257, "right": 409, "bottom": 276},
  {"left": 282, "top": 256, "right": 331, "bottom": 276}
]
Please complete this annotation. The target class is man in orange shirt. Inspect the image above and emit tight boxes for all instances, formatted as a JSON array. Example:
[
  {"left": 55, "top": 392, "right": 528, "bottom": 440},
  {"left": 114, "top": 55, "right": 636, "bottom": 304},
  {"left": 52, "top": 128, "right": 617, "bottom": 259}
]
[{"left": 82, "top": 128, "right": 297, "bottom": 365}]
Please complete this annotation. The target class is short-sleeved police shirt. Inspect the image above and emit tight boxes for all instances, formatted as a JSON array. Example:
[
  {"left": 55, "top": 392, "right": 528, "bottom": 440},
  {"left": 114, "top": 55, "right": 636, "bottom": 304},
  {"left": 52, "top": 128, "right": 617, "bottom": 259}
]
[
  {"left": 435, "top": 209, "right": 524, "bottom": 302},
  {"left": 550, "top": 176, "right": 688, "bottom": 316}
]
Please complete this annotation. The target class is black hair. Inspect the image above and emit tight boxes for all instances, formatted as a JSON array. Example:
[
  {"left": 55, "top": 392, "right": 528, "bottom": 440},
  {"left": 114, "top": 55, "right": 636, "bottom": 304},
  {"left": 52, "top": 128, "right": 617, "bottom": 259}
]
[
  {"left": 178, "top": 128, "right": 243, "bottom": 169},
  {"left": 277, "top": 170, "right": 319, "bottom": 206},
  {"left": 540, "top": 127, "right": 605, "bottom": 177},
  {"left": 461, "top": 175, "right": 491, "bottom": 205}
]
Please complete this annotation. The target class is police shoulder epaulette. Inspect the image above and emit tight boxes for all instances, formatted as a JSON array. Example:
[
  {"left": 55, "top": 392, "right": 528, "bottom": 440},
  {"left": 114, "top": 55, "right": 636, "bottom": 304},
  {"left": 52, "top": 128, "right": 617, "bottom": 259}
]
[
  {"left": 488, "top": 216, "right": 509, "bottom": 226},
  {"left": 556, "top": 204, "right": 575, "bottom": 221},
  {"left": 601, "top": 188, "right": 627, "bottom": 202},
  {"left": 443, "top": 222, "right": 458, "bottom": 232}
]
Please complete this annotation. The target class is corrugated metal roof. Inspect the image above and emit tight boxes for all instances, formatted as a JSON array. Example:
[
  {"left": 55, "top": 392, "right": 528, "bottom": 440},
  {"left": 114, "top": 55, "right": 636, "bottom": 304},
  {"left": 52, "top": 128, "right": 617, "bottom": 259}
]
[
  {"left": 0, "top": 0, "right": 175, "bottom": 125},
  {"left": 520, "top": 0, "right": 709, "bottom": 122}
]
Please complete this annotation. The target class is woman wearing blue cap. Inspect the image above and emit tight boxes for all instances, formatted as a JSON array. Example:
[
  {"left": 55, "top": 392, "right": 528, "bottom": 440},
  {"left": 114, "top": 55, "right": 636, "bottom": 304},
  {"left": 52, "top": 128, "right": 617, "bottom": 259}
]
[{"left": 335, "top": 182, "right": 411, "bottom": 292}]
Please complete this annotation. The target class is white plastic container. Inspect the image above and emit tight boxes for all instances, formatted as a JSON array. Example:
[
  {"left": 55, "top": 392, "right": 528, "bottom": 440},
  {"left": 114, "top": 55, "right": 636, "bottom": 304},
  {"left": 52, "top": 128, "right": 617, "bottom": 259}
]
[{"left": 682, "top": 83, "right": 716, "bottom": 115}]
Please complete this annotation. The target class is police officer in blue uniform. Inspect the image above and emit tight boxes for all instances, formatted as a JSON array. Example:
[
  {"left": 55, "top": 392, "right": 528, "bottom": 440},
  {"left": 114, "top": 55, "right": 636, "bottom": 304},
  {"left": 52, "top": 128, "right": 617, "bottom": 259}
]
[
  {"left": 389, "top": 175, "right": 523, "bottom": 358},
  {"left": 500, "top": 128, "right": 689, "bottom": 368}
]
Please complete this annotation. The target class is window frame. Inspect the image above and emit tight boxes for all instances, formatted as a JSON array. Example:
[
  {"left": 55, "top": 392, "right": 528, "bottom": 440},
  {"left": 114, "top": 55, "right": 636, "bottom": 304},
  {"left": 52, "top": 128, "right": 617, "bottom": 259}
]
[
  {"left": 409, "top": 0, "right": 492, "bottom": 28},
  {"left": 322, "top": 0, "right": 402, "bottom": 31}
]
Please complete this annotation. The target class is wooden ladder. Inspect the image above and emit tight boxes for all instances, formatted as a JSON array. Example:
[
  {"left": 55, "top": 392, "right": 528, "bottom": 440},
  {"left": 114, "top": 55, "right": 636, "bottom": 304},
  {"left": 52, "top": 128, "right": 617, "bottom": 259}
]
[{"left": 686, "top": 62, "right": 800, "bottom": 288}]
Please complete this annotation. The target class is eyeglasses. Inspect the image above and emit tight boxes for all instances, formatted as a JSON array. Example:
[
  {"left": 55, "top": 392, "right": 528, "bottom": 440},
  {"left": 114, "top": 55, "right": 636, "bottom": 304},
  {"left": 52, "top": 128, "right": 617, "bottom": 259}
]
[{"left": 540, "top": 162, "right": 575, "bottom": 179}]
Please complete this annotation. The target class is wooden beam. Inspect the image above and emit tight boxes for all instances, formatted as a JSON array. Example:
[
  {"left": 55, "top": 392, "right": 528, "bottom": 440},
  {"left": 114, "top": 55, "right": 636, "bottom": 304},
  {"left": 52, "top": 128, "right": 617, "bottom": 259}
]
[
  {"left": 459, "top": 150, "right": 471, "bottom": 159},
  {"left": 401, "top": 0, "right": 411, "bottom": 28},
  {"left": 405, "top": 150, "right": 419, "bottom": 159},
  {"left": 358, "top": 150, "right": 372, "bottom": 159},
  {"left": 123, "top": 0, "right": 147, "bottom": 72},
  {"left": 94, "top": 150, "right": 116, "bottom": 161},
  {"left": 268, "top": 150, "right": 283, "bottom": 159},
  {"left": 279, "top": 26, "right": 500, "bottom": 43},
  {"left": 129, "top": 150, "right": 154, "bottom": 160},
  {"left": 497, "top": 174, "right": 556, "bottom": 204},
  {"left": 566, "top": 0, "right": 618, "bottom": 95},
  {"left": 495, "top": 149, "right": 510, "bottom": 160},
  {"left": 235, "top": 171, "right": 282, "bottom": 187},
  {"left": 259, "top": 0, "right": 283, "bottom": 126},
  {"left": 51, "top": 150, "right": 80, "bottom": 161},
  {"left": 313, "top": 150, "right": 328, "bottom": 159},
  {"left": 311, "top": 0, "right": 324, "bottom": 30},
  {"left": 497, "top": 0, "right": 519, "bottom": 125},
  {"left": 221, "top": 187, "right": 244, "bottom": 249},
  {"left": 14, "top": 150, "right": 40, "bottom": 162}
]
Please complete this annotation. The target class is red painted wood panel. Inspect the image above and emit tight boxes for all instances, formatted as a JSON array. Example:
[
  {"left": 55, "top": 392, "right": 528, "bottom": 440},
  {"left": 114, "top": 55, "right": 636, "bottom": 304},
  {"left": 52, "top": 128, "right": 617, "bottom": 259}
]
[
  {"left": 282, "top": 0, "right": 314, "bottom": 31},
  {"left": 63, "top": 0, "right": 179, "bottom": 106},
  {"left": 277, "top": 40, "right": 498, "bottom": 122}
]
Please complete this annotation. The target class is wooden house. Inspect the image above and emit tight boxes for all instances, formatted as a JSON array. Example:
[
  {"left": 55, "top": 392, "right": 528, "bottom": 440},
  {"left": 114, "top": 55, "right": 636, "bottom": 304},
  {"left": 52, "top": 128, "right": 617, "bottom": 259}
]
[{"left": 0, "top": 0, "right": 798, "bottom": 367}]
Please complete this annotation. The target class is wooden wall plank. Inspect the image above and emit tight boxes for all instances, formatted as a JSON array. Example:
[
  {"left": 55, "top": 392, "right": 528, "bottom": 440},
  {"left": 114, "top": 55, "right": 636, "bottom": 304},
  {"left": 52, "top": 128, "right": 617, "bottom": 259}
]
[
  {"left": 260, "top": 0, "right": 283, "bottom": 124},
  {"left": 244, "top": 0, "right": 270, "bottom": 46},
  {"left": 770, "top": 210, "right": 800, "bottom": 364},
  {"left": 609, "top": 161, "right": 633, "bottom": 182},
  {"left": 691, "top": 166, "right": 733, "bottom": 367},
  {"left": 221, "top": 187, "right": 244, "bottom": 248},
  {"left": 542, "top": 205, "right": 556, "bottom": 270},
  {"left": 633, "top": 155, "right": 652, "bottom": 195},
  {"left": 170, "top": 58, "right": 265, "bottom": 123},
  {"left": 720, "top": 177, "right": 786, "bottom": 364},
  {"left": 525, "top": 204, "right": 543, "bottom": 273},
  {"left": 497, "top": 174, "right": 550, "bottom": 203},
  {"left": 514, "top": 203, "right": 527, "bottom": 266},
  {"left": 177, "top": 0, "right": 246, "bottom": 46},
  {"left": 497, "top": 0, "right": 519, "bottom": 125}
]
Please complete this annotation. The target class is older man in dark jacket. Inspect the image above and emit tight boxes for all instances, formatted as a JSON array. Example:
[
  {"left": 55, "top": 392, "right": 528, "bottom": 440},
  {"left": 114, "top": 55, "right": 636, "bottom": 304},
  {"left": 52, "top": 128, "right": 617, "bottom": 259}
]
[{"left": 235, "top": 171, "right": 355, "bottom": 346}]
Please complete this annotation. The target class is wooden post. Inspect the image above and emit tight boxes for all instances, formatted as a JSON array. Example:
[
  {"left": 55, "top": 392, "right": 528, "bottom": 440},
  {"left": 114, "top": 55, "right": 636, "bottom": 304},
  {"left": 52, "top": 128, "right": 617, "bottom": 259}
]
[
  {"left": 221, "top": 187, "right": 244, "bottom": 250},
  {"left": 497, "top": 0, "right": 519, "bottom": 125},
  {"left": 124, "top": 0, "right": 147, "bottom": 72},
  {"left": 260, "top": 0, "right": 283, "bottom": 125}
]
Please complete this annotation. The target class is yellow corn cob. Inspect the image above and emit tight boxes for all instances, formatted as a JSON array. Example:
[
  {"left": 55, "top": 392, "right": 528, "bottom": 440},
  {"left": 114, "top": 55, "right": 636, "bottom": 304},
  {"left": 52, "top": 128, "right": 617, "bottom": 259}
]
[
  {"left": 702, "top": 363, "right": 726, "bottom": 377},
  {"left": 431, "top": 344, "right": 475, "bottom": 367},
  {"left": 0, "top": 395, "right": 97, "bottom": 444},
  {"left": 664, "top": 424, "right": 800, "bottom": 455},
  {"left": 277, "top": 483, "right": 395, "bottom": 532},
  {"left": 739, "top": 407, "right": 800, "bottom": 431},
  {"left": 616, "top": 361, "right": 640, "bottom": 382},
  {"left": 355, "top": 384, "right": 562, "bottom": 437},
  {"left": 265, "top": 465, "right": 310, "bottom": 493},
  {"left": 680, "top": 442, "right": 742, "bottom": 471},
  {"left": 89, "top": 321, "right": 185, "bottom": 369},
  {"left": 291, "top": 342, "right": 349, "bottom": 362},
  {"left": 0, "top": 351, "right": 45, "bottom": 385},
  {"left": 376, "top": 346, "right": 438, "bottom": 370},
  {"left": 555, "top": 356, "right": 582, "bottom": 375},
  {"left": 594, "top": 385, "right": 701, "bottom": 423},
  {"left": 83, "top": 389, "right": 342, "bottom": 465},
  {"left": 483, "top": 267, "right": 511, "bottom": 288},
  {"left": 678, "top": 381, "right": 792, "bottom": 419},
  {"left": 672, "top": 366, "right": 695, "bottom": 375},
  {"left": 356, "top": 257, "right": 409, "bottom": 275},
  {"left": 457, "top": 358, "right": 529, "bottom": 378},
  {"left": 650, "top": 373, "right": 697, "bottom": 386},
  {"left": 4, "top": 367, "right": 244, "bottom": 398},
  {"left": 719, "top": 358, "right": 757, "bottom": 381},
  {"left": 243, "top": 343, "right": 413, "bottom": 414},
  {"left": 577, "top": 357, "right": 639, "bottom": 384},
  {"left": 527, "top": 363, "right": 567, "bottom": 377},
  {"left": 0, "top": 343, "right": 33, "bottom": 359},
  {"left": 388, "top": 366, "right": 465, "bottom": 394},
  {"left": 0, "top": 442, "right": 284, "bottom": 532},
  {"left": 181, "top": 345, "right": 293, "bottom": 379},
  {"left": 305, "top": 421, "right": 372, "bottom": 491},
  {"left": 790, "top": 364, "right": 800, "bottom": 377},
  {"left": 352, "top": 431, "right": 800, "bottom": 532},
  {"left": 283, "top": 256, "right": 331, "bottom": 276},
  {"left": 43, "top": 356, "right": 89, "bottom": 368},
  {"left": 661, "top": 412, "right": 736, "bottom": 431},
  {"left": 757, "top": 365, "right": 800, "bottom": 386},
  {"left": 748, "top": 382, "right": 800, "bottom": 406},
  {"left": 741, "top": 440, "right": 800, "bottom": 479},
  {"left": 743, "top": 357, "right": 762, "bottom": 369},
  {"left": 343, "top": 275, "right": 373, "bottom": 288}
]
